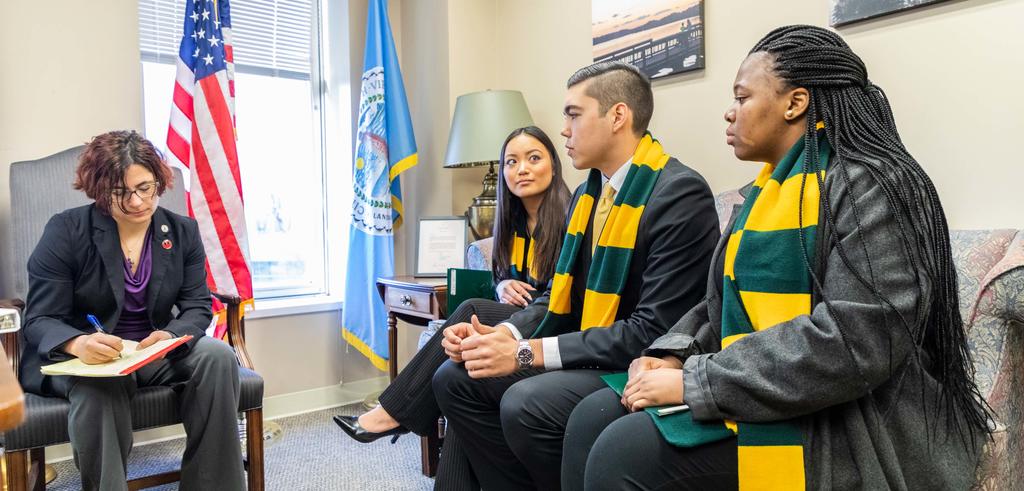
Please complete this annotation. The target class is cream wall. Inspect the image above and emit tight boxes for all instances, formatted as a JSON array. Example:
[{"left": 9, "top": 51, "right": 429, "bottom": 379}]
[
  {"left": 480, "top": 0, "right": 1024, "bottom": 230},
  {"left": 0, "top": 1, "right": 145, "bottom": 294}
]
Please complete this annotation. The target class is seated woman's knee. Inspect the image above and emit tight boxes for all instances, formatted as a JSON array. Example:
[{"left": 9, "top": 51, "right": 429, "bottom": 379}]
[
  {"left": 193, "top": 336, "right": 238, "bottom": 372},
  {"left": 452, "top": 298, "right": 491, "bottom": 319}
]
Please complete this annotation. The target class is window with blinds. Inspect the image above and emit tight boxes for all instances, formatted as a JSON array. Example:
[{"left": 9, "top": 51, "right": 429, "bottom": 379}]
[
  {"left": 138, "top": 0, "right": 339, "bottom": 301},
  {"left": 138, "top": 0, "right": 312, "bottom": 79}
]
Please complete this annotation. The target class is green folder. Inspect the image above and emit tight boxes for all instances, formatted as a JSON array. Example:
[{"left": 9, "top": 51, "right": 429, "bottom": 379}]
[
  {"left": 446, "top": 268, "right": 494, "bottom": 314},
  {"left": 601, "top": 372, "right": 734, "bottom": 447}
]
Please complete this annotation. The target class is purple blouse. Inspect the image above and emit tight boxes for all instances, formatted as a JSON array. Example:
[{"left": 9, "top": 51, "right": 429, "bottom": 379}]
[{"left": 116, "top": 226, "right": 155, "bottom": 342}]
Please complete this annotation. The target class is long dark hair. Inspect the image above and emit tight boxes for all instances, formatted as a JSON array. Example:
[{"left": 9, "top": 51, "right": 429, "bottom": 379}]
[
  {"left": 750, "top": 25, "right": 989, "bottom": 444},
  {"left": 492, "top": 126, "right": 572, "bottom": 285}
]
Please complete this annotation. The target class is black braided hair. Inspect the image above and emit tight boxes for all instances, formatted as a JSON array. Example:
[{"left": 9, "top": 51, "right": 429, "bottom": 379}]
[{"left": 749, "top": 25, "right": 991, "bottom": 446}]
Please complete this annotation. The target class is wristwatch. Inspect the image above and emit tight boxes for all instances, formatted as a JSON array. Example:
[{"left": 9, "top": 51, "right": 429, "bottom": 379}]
[{"left": 516, "top": 340, "right": 534, "bottom": 371}]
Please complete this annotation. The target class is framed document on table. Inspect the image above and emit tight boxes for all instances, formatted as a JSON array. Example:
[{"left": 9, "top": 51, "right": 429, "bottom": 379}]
[{"left": 415, "top": 216, "right": 468, "bottom": 277}]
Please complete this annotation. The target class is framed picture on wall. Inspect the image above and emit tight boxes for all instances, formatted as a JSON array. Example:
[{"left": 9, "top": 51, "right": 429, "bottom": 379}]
[
  {"left": 415, "top": 216, "right": 468, "bottom": 277},
  {"left": 592, "top": 0, "right": 705, "bottom": 80},
  {"left": 830, "top": 0, "right": 953, "bottom": 27}
]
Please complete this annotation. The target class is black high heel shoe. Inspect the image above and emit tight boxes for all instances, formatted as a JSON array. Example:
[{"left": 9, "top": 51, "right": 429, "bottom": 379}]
[{"left": 333, "top": 415, "right": 409, "bottom": 444}]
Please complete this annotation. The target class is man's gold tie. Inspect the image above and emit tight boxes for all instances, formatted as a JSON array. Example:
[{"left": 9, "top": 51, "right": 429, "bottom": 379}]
[{"left": 592, "top": 183, "right": 616, "bottom": 255}]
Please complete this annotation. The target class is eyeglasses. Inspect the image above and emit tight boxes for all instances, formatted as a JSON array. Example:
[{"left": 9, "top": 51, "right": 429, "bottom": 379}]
[{"left": 112, "top": 181, "right": 160, "bottom": 201}]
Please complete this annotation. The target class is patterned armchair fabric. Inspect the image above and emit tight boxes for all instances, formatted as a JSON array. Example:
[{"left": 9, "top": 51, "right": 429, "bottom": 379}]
[
  {"left": 958, "top": 230, "right": 1024, "bottom": 490},
  {"left": 466, "top": 237, "right": 494, "bottom": 271}
]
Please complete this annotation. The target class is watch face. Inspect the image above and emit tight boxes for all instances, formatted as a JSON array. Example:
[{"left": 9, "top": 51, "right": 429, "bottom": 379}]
[{"left": 517, "top": 345, "right": 534, "bottom": 367}]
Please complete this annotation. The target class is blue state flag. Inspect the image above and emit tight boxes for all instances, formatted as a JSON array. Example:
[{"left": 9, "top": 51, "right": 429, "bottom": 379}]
[{"left": 342, "top": 0, "right": 417, "bottom": 372}]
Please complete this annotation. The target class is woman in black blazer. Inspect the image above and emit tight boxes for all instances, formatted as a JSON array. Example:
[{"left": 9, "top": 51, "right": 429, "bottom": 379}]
[{"left": 20, "top": 130, "right": 245, "bottom": 491}]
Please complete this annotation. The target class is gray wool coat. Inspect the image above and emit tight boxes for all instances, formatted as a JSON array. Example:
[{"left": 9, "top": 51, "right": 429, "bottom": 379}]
[{"left": 644, "top": 161, "right": 985, "bottom": 490}]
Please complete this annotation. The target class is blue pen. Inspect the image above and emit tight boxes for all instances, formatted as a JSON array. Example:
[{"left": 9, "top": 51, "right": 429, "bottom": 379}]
[
  {"left": 86, "top": 314, "right": 121, "bottom": 359},
  {"left": 85, "top": 314, "right": 107, "bottom": 334}
]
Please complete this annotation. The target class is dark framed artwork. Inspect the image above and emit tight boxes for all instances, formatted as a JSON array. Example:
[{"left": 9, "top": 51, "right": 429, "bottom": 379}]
[
  {"left": 830, "top": 0, "right": 953, "bottom": 26},
  {"left": 592, "top": 0, "right": 705, "bottom": 80}
]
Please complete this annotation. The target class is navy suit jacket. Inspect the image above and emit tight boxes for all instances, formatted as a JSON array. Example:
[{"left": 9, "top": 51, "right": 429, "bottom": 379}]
[
  {"left": 20, "top": 204, "right": 211, "bottom": 394},
  {"left": 505, "top": 158, "right": 721, "bottom": 369}
]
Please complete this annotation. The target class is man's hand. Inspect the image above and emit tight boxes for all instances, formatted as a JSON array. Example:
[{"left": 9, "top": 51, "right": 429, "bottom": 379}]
[
  {"left": 621, "top": 368, "right": 685, "bottom": 412},
  {"left": 496, "top": 280, "right": 536, "bottom": 307},
  {"left": 441, "top": 323, "right": 473, "bottom": 363},
  {"left": 63, "top": 332, "right": 124, "bottom": 365},
  {"left": 460, "top": 315, "right": 518, "bottom": 379},
  {"left": 137, "top": 330, "right": 174, "bottom": 360}
]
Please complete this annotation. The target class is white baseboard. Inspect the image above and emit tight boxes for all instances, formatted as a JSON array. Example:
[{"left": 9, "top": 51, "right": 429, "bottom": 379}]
[{"left": 43, "top": 376, "right": 390, "bottom": 464}]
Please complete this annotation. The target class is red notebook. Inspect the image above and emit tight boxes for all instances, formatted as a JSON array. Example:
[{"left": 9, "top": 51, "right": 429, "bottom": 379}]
[{"left": 41, "top": 335, "right": 194, "bottom": 377}]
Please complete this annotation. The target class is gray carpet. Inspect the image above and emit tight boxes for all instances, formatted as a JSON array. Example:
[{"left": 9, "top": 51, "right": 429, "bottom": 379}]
[{"left": 47, "top": 403, "right": 435, "bottom": 490}]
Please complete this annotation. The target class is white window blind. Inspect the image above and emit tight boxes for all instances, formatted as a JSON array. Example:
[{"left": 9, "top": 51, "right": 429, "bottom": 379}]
[{"left": 138, "top": 0, "right": 312, "bottom": 79}]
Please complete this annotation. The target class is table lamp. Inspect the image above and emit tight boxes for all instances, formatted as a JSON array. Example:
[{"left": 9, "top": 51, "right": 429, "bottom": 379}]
[{"left": 444, "top": 90, "right": 534, "bottom": 240}]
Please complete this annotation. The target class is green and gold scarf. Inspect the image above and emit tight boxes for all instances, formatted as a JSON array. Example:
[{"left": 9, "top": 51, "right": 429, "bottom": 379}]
[
  {"left": 530, "top": 133, "right": 668, "bottom": 338},
  {"left": 603, "top": 125, "right": 831, "bottom": 490},
  {"left": 717, "top": 124, "right": 829, "bottom": 489},
  {"left": 509, "top": 229, "right": 540, "bottom": 289}
]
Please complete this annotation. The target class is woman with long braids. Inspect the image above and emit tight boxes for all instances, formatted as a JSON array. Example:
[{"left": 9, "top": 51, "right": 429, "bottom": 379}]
[
  {"left": 335, "top": 126, "right": 571, "bottom": 483},
  {"left": 561, "top": 25, "right": 990, "bottom": 490}
]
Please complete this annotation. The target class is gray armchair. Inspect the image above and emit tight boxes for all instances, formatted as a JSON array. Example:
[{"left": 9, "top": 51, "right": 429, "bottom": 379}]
[{"left": 2, "top": 146, "right": 265, "bottom": 490}]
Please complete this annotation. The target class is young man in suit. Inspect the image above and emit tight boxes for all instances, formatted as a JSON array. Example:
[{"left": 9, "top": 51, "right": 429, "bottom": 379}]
[{"left": 432, "top": 61, "right": 721, "bottom": 489}]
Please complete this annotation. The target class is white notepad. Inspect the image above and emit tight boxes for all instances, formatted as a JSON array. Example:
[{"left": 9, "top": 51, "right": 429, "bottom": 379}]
[{"left": 41, "top": 335, "right": 192, "bottom": 377}]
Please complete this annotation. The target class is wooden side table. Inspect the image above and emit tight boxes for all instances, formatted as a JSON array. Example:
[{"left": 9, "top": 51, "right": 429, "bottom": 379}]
[{"left": 375, "top": 276, "right": 447, "bottom": 477}]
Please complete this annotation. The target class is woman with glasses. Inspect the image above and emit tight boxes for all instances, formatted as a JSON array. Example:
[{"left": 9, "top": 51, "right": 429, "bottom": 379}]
[{"left": 19, "top": 130, "right": 245, "bottom": 490}]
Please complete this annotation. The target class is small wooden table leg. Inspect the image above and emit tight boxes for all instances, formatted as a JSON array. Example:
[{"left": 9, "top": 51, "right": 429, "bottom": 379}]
[
  {"left": 420, "top": 417, "right": 443, "bottom": 477},
  {"left": 387, "top": 311, "right": 398, "bottom": 381}
]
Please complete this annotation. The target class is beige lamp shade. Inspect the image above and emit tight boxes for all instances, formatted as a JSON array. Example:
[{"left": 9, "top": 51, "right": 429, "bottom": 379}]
[{"left": 444, "top": 90, "right": 534, "bottom": 168}]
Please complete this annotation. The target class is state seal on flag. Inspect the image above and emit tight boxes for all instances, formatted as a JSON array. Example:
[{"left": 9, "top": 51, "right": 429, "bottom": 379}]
[{"left": 352, "top": 66, "right": 393, "bottom": 236}]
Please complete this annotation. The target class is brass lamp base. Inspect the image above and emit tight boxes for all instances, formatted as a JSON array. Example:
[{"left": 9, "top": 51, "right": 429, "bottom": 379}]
[{"left": 466, "top": 162, "right": 497, "bottom": 240}]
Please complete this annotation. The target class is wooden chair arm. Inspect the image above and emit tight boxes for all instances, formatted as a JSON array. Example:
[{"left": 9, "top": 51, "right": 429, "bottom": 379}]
[
  {"left": 211, "top": 291, "right": 255, "bottom": 371},
  {"left": 0, "top": 298, "right": 24, "bottom": 373}
]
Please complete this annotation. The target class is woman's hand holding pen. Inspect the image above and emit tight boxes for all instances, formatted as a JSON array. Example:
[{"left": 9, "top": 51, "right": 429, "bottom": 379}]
[{"left": 63, "top": 333, "right": 124, "bottom": 365}]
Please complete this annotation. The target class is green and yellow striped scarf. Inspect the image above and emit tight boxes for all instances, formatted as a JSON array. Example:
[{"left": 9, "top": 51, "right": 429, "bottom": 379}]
[
  {"left": 509, "top": 230, "right": 539, "bottom": 287},
  {"left": 530, "top": 133, "right": 668, "bottom": 338},
  {"left": 718, "top": 124, "right": 831, "bottom": 489}
]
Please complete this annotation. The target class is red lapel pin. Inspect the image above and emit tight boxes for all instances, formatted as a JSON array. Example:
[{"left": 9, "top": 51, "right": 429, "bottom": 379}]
[{"left": 162, "top": 239, "right": 172, "bottom": 250}]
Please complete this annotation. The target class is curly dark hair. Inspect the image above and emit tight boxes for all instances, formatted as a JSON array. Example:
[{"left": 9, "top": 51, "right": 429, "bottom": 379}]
[{"left": 74, "top": 130, "right": 173, "bottom": 214}]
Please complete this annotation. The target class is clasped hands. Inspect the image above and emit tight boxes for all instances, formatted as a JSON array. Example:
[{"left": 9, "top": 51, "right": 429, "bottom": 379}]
[
  {"left": 441, "top": 315, "right": 520, "bottom": 379},
  {"left": 63, "top": 330, "right": 173, "bottom": 365},
  {"left": 620, "top": 355, "right": 685, "bottom": 412}
]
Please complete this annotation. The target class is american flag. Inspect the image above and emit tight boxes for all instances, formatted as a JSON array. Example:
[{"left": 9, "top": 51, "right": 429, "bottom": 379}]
[{"left": 166, "top": 0, "right": 253, "bottom": 336}]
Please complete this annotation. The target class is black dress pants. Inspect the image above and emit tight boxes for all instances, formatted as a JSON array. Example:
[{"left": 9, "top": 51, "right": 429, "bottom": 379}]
[
  {"left": 433, "top": 361, "right": 612, "bottom": 491},
  {"left": 374, "top": 298, "right": 520, "bottom": 490},
  {"left": 562, "top": 387, "right": 738, "bottom": 491},
  {"left": 377, "top": 298, "right": 521, "bottom": 435}
]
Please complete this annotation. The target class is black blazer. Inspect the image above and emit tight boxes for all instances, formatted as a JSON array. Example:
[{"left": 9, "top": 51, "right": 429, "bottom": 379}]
[
  {"left": 20, "top": 204, "right": 211, "bottom": 394},
  {"left": 506, "top": 157, "right": 720, "bottom": 369}
]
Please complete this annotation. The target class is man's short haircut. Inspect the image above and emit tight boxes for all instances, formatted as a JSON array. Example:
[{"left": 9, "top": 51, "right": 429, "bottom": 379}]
[{"left": 567, "top": 61, "right": 653, "bottom": 136}]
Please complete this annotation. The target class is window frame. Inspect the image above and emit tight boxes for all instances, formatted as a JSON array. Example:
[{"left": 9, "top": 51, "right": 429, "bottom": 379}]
[{"left": 137, "top": 0, "right": 350, "bottom": 310}]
